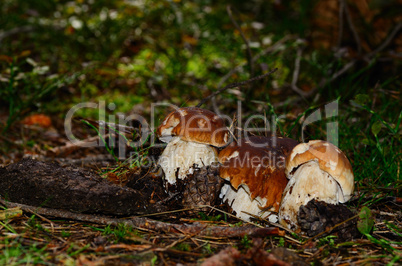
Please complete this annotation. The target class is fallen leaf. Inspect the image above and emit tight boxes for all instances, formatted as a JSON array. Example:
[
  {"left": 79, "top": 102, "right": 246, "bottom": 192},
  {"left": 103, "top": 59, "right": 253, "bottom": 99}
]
[
  {"left": 357, "top": 206, "right": 374, "bottom": 235},
  {"left": 182, "top": 34, "right": 198, "bottom": 45},
  {"left": 0, "top": 55, "right": 13, "bottom": 63},
  {"left": 22, "top": 114, "right": 52, "bottom": 128},
  {"left": 0, "top": 207, "right": 23, "bottom": 220}
]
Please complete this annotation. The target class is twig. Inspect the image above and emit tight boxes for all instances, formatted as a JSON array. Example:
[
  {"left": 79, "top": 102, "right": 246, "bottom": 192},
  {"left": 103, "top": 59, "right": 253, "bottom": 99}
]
[
  {"left": 196, "top": 68, "right": 278, "bottom": 108},
  {"left": 140, "top": 204, "right": 261, "bottom": 229},
  {"left": 77, "top": 117, "right": 153, "bottom": 137},
  {"left": 228, "top": 113, "right": 239, "bottom": 144},
  {"left": 211, "top": 67, "right": 241, "bottom": 115},
  {"left": 25, "top": 208, "right": 55, "bottom": 234},
  {"left": 227, "top": 5, "right": 254, "bottom": 77},
  {"left": 0, "top": 26, "right": 36, "bottom": 44},
  {"left": 291, "top": 46, "right": 309, "bottom": 97},
  {"left": 251, "top": 35, "right": 295, "bottom": 64},
  {"left": 243, "top": 211, "right": 295, "bottom": 235},
  {"left": 0, "top": 198, "right": 284, "bottom": 238},
  {"left": 367, "top": 22, "right": 402, "bottom": 57},
  {"left": 336, "top": 0, "right": 345, "bottom": 49},
  {"left": 79, "top": 117, "right": 135, "bottom": 135},
  {"left": 48, "top": 135, "right": 103, "bottom": 156},
  {"left": 342, "top": 0, "right": 362, "bottom": 54},
  {"left": 166, "top": 234, "right": 195, "bottom": 249},
  {"left": 325, "top": 59, "right": 357, "bottom": 84}
]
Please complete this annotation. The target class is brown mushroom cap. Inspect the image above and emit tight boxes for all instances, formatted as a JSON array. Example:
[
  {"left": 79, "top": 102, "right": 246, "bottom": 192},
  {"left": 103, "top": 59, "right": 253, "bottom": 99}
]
[
  {"left": 285, "top": 140, "right": 354, "bottom": 202},
  {"left": 219, "top": 136, "right": 299, "bottom": 211},
  {"left": 156, "top": 107, "right": 229, "bottom": 147}
]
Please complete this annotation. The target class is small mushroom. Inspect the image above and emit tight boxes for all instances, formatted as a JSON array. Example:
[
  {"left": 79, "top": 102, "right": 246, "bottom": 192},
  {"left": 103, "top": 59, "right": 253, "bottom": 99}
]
[
  {"left": 156, "top": 107, "right": 229, "bottom": 189},
  {"left": 218, "top": 136, "right": 299, "bottom": 221},
  {"left": 278, "top": 140, "right": 354, "bottom": 230}
]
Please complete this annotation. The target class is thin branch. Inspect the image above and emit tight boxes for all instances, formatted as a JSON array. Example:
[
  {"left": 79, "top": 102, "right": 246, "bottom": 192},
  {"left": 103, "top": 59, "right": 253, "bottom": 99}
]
[
  {"left": 368, "top": 22, "right": 402, "bottom": 57},
  {"left": 228, "top": 113, "right": 239, "bottom": 144},
  {"left": 211, "top": 96, "right": 221, "bottom": 115},
  {"left": 48, "top": 135, "right": 102, "bottom": 156},
  {"left": 77, "top": 117, "right": 152, "bottom": 136},
  {"left": 196, "top": 68, "right": 278, "bottom": 108},
  {"left": 211, "top": 66, "right": 243, "bottom": 115},
  {"left": 0, "top": 198, "right": 284, "bottom": 238},
  {"left": 251, "top": 35, "right": 295, "bottom": 65},
  {"left": 343, "top": 0, "right": 362, "bottom": 55},
  {"left": 227, "top": 5, "right": 254, "bottom": 77},
  {"left": 325, "top": 60, "right": 357, "bottom": 84},
  {"left": 0, "top": 26, "right": 36, "bottom": 44},
  {"left": 336, "top": 0, "right": 345, "bottom": 49},
  {"left": 290, "top": 46, "right": 309, "bottom": 97}
]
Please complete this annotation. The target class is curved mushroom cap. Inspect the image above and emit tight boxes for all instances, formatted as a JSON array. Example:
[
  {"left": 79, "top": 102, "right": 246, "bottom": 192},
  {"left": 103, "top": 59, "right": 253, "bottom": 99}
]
[
  {"left": 285, "top": 140, "right": 354, "bottom": 202},
  {"left": 156, "top": 107, "right": 229, "bottom": 147},
  {"left": 219, "top": 136, "right": 299, "bottom": 212}
]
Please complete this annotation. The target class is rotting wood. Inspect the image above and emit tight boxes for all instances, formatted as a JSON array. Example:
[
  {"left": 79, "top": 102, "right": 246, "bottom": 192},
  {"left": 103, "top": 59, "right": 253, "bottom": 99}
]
[{"left": 0, "top": 157, "right": 168, "bottom": 215}]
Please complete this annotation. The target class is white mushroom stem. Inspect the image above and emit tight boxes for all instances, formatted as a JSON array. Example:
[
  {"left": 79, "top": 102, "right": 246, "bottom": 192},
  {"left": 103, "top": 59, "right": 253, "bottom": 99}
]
[
  {"left": 158, "top": 137, "right": 218, "bottom": 186},
  {"left": 220, "top": 183, "right": 278, "bottom": 223},
  {"left": 279, "top": 160, "right": 343, "bottom": 230}
]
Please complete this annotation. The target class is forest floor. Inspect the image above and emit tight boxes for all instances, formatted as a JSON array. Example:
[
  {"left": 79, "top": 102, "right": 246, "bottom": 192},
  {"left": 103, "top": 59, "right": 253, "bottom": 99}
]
[
  {"left": 1, "top": 1, "right": 401, "bottom": 264},
  {"left": 0, "top": 113, "right": 400, "bottom": 265}
]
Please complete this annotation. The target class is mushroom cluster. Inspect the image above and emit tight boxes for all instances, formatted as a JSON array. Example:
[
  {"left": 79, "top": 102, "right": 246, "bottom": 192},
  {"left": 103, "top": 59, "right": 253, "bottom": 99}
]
[{"left": 154, "top": 107, "right": 355, "bottom": 233}]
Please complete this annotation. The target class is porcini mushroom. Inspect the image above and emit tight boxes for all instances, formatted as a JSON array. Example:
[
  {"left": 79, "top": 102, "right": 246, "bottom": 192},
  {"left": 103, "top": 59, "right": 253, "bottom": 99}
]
[
  {"left": 156, "top": 107, "right": 229, "bottom": 189},
  {"left": 278, "top": 140, "right": 354, "bottom": 230},
  {"left": 219, "top": 136, "right": 298, "bottom": 221}
]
